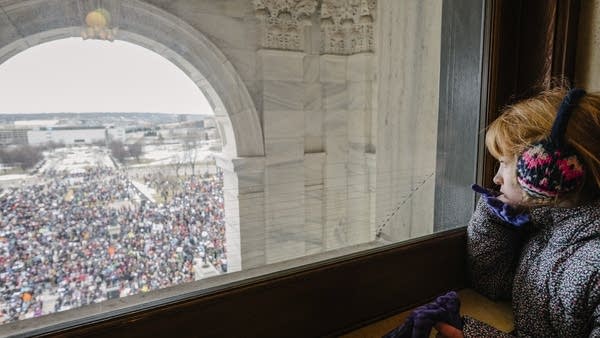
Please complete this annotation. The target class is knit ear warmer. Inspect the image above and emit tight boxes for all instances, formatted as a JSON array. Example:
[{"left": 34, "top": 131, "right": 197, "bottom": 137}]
[{"left": 516, "top": 88, "right": 586, "bottom": 200}]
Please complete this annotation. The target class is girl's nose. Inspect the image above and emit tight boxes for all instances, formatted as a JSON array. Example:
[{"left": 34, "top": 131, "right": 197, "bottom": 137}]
[{"left": 493, "top": 170, "right": 502, "bottom": 185}]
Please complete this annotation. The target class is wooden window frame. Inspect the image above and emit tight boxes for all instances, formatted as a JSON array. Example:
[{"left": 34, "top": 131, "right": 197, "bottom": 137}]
[{"left": 21, "top": 1, "right": 579, "bottom": 337}]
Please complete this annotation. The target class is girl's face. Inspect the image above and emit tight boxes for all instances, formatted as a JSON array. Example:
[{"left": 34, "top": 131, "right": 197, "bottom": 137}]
[{"left": 493, "top": 156, "right": 525, "bottom": 205}]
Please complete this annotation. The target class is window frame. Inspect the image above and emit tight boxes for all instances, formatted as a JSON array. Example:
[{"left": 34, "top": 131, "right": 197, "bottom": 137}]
[{"left": 7, "top": 0, "right": 580, "bottom": 336}]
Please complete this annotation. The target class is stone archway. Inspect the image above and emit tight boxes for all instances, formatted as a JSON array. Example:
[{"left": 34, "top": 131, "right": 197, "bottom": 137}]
[{"left": 0, "top": 0, "right": 264, "bottom": 158}]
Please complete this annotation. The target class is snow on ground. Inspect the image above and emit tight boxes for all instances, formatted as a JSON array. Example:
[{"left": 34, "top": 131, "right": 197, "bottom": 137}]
[
  {"left": 1, "top": 144, "right": 216, "bottom": 190},
  {"left": 0, "top": 174, "right": 30, "bottom": 181},
  {"left": 142, "top": 144, "right": 181, "bottom": 161},
  {"left": 0, "top": 174, "right": 34, "bottom": 188},
  {"left": 128, "top": 143, "right": 214, "bottom": 168},
  {"left": 40, "top": 146, "right": 115, "bottom": 172}
]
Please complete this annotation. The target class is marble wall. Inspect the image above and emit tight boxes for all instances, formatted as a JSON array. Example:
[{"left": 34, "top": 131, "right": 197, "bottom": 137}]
[
  {"left": 375, "top": 0, "right": 442, "bottom": 240},
  {"left": 0, "top": 0, "right": 442, "bottom": 272},
  {"left": 142, "top": 0, "right": 380, "bottom": 268}
]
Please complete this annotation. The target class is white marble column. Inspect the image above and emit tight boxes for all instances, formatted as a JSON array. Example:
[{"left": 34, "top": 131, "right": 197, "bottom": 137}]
[
  {"left": 304, "top": 152, "right": 326, "bottom": 255},
  {"left": 375, "top": 0, "right": 442, "bottom": 240},
  {"left": 303, "top": 52, "right": 326, "bottom": 255},
  {"left": 318, "top": 52, "right": 376, "bottom": 250},
  {"left": 259, "top": 49, "right": 307, "bottom": 263},
  {"left": 320, "top": 54, "right": 350, "bottom": 250},
  {"left": 367, "top": 152, "right": 377, "bottom": 238},
  {"left": 216, "top": 156, "right": 266, "bottom": 272},
  {"left": 346, "top": 53, "right": 375, "bottom": 244}
]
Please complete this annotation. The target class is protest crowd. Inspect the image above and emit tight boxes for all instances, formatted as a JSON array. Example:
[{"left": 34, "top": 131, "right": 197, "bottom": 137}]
[{"left": 0, "top": 167, "right": 226, "bottom": 324}]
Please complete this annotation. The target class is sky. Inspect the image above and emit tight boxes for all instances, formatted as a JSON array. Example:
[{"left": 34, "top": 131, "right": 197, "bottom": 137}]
[{"left": 0, "top": 37, "right": 213, "bottom": 114}]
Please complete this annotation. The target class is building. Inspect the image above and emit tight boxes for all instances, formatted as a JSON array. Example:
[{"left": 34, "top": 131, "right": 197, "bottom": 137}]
[
  {"left": 0, "top": 128, "right": 28, "bottom": 146},
  {"left": 26, "top": 126, "right": 125, "bottom": 146}
]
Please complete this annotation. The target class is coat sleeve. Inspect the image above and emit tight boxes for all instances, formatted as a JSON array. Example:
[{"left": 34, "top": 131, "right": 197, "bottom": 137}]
[
  {"left": 467, "top": 198, "right": 527, "bottom": 300},
  {"left": 585, "top": 255, "right": 599, "bottom": 338},
  {"left": 579, "top": 264, "right": 600, "bottom": 337},
  {"left": 462, "top": 316, "right": 514, "bottom": 337},
  {"left": 545, "top": 240, "right": 600, "bottom": 337},
  {"left": 591, "top": 304, "right": 600, "bottom": 338}
]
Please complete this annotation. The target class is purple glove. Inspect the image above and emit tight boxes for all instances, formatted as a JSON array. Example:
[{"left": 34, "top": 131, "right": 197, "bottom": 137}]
[
  {"left": 382, "top": 304, "right": 440, "bottom": 338},
  {"left": 472, "top": 184, "right": 531, "bottom": 227},
  {"left": 433, "top": 291, "right": 462, "bottom": 330},
  {"left": 382, "top": 291, "right": 463, "bottom": 338},
  {"left": 411, "top": 303, "right": 446, "bottom": 338}
]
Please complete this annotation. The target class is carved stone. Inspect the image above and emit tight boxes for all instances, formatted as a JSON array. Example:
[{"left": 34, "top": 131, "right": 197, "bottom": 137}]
[
  {"left": 253, "top": 0, "right": 318, "bottom": 51},
  {"left": 320, "top": 0, "right": 376, "bottom": 55}
]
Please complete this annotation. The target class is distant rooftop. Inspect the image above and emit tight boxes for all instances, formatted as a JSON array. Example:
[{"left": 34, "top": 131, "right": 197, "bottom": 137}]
[
  {"left": 13, "top": 119, "right": 59, "bottom": 127},
  {"left": 36, "top": 126, "right": 105, "bottom": 131}
]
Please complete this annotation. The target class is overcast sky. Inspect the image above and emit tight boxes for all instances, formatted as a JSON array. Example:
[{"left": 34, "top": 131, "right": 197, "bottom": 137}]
[{"left": 0, "top": 37, "right": 213, "bottom": 114}]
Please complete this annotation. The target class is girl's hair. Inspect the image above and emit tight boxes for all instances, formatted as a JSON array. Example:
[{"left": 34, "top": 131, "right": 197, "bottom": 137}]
[{"left": 486, "top": 87, "right": 600, "bottom": 196}]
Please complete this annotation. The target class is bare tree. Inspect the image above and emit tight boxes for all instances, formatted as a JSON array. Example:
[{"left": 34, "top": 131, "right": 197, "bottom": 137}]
[
  {"left": 183, "top": 129, "right": 201, "bottom": 176},
  {"left": 0, "top": 145, "right": 43, "bottom": 169},
  {"left": 109, "top": 141, "right": 127, "bottom": 162},
  {"left": 128, "top": 142, "right": 143, "bottom": 162},
  {"left": 172, "top": 154, "right": 184, "bottom": 178}
]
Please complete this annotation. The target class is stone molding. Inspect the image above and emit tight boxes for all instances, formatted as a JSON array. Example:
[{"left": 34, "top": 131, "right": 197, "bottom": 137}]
[
  {"left": 320, "top": 0, "right": 376, "bottom": 55},
  {"left": 253, "top": 0, "right": 376, "bottom": 55},
  {"left": 253, "top": 0, "right": 318, "bottom": 51},
  {"left": 215, "top": 155, "right": 266, "bottom": 174}
]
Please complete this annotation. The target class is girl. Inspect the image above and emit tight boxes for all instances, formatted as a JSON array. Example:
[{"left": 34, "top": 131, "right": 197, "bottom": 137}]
[
  {"left": 464, "top": 87, "right": 600, "bottom": 337},
  {"left": 387, "top": 88, "right": 600, "bottom": 337}
]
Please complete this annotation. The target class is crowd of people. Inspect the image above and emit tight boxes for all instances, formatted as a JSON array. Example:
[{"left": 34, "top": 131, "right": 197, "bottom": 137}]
[{"left": 0, "top": 167, "right": 226, "bottom": 324}]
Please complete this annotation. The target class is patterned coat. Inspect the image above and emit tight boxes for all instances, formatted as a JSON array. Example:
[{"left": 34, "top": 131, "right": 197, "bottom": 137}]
[{"left": 465, "top": 198, "right": 600, "bottom": 337}]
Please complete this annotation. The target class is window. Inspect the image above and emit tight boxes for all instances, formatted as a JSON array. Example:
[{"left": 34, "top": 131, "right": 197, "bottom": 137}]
[
  {"left": 0, "top": 0, "right": 578, "bottom": 336},
  {"left": 0, "top": 37, "right": 222, "bottom": 328}
]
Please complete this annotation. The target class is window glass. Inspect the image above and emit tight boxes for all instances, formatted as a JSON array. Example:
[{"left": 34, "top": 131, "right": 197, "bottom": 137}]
[{"left": 0, "top": 0, "right": 484, "bottom": 333}]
